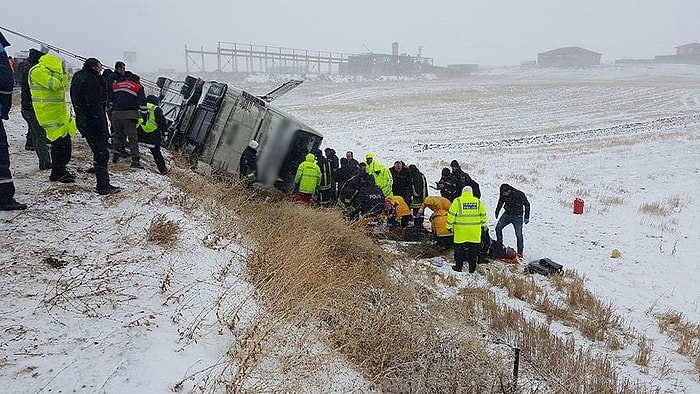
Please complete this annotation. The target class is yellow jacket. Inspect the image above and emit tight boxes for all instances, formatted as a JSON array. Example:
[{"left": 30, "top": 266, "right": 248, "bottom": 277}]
[
  {"left": 385, "top": 195, "right": 411, "bottom": 219},
  {"left": 28, "top": 54, "right": 76, "bottom": 141},
  {"left": 294, "top": 153, "right": 321, "bottom": 194},
  {"left": 419, "top": 196, "right": 452, "bottom": 237},
  {"left": 446, "top": 189, "right": 487, "bottom": 243}
]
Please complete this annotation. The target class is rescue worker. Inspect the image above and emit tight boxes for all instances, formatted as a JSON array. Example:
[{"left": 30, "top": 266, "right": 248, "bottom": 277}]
[
  {"left": 337, "top": 163, "right": 366, "bottom": 210},
  {"left": 364, "top": 152, "right": 382, "bottom": 175},
  {"left": 408, "top": 164, "right": 428, "bottom": 227},
  {"left": 315, "top": 149, "right": 334, "bottom": 207},
  {"left": 450, "top": 160, "right": 481, "bottom": 198},
  {"left": 18, "top": 49, "right": 51, "bottom": 170},
  {"left": 348, "top": 174, "right": 384, "bottom": 220},
  {"left": 324, "top": 147, "right": 339, "bottom": 198},
  {"left": 345, "top": 151, "right": 359, "bottom": 173},
  {"left": 70, "top": 57, "right": 120, "bottom": 195},
  {"left": 384, "top": 195, "right": 412, "bottom": 228},
  {"left": 494, "top": 183, "right": 531, "bottom": 258},
  {"left": 446, "top": 186, "right": 487, "bottom": 273},
  {"left": 336, "top": 157, "right": 353, "bottom": 192},
  {"left": 136, "top": 95, "right": 168, "bottom": 175},
  {"left": 373, "top": 164, "right": 393, "bottom": 198},
  {"left": 105, "top": 61, "right": 126, "bottom": 144},
  {"left": 111, "top": 71, "right": 147, "bottom": 168},
  {"left": 294, "top": 152, "right": 321, "bottom": 205},
  {"left": 436, "top": 167, "right": 460, "bottom": 201},
  {"left": 417, "top": 196, "right": 453, "bottom": 248},
  {"left": 390, "top": 161, "right": 413, "bottom": 207},
  {"left": 29, "top": 53, "right": 77, "bottom": 183},
  {"left": 239, "top": 140, "right": 258, "bottom": 179},
  {"left": 0, "top": 32, "right": 27, "bottom": 210}
]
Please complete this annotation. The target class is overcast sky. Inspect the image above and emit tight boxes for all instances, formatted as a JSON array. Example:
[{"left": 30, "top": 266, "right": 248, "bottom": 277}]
[{"left": 3, "top": 0, "right": 699, "bottom": 71}]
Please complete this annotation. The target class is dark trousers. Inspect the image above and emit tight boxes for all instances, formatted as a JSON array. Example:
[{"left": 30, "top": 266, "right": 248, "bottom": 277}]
[
  {"left": 0, "top": 120, "right": 16, "bottom": 204},
  {"left": 496, "top": 214, "right": 524, "bottom": 254},
  {"left": 76, "top": 115, "right": 111, "bottom": 189},
  {"left": 112, "top": 116, "right": 140, "bottom": 163},
  {"left": 412, "top": 207, "right": 424, "bottom": 228},
  {"left": 149, "top": 146, "right": 166, "bottom": 174},
  {"left": 21, "top": 108, "right": 51, "bottom": 169},
  {"left": 454, "top": 241, "right": 481, "bottom": 273},
  {"left": 316, "top": 188, "right": 335, "bottom": 207},
  {"left": 50, "top": 135, "right": 72, "bottom": 179}
]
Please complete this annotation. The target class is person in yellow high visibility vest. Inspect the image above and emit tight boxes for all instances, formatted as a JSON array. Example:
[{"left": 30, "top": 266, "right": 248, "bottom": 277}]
[
  {"left": 294, "top": 153, "right": 321, "bottom": 205},
  {"left": 137, "top": 95, "right": 168, "bottom": 175},
  {"left": 446, "top": 186, "right": 487, "bottom": 273},
  {"left": 29, "top": 53, "right": 77, "bottom": 183}
]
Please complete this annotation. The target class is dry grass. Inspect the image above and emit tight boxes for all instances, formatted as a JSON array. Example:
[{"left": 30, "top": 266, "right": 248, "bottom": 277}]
[
  {"left": 145, "top": 213, "right": 180, "bottom": 249},
  {"left": 655, "top": 310, "right": 700, "bottom": 373},
  {"left": 164, "top": 168, "right": 661, "bottom": 393},
  {"left": 638, "top": 202, "right": 672, "bottom": 216},
  {"left": 635, "top": 337, "right": 653, "bottom": 367},
  {"left": 600, "top": 196, "right": 625, "bottom": 205}
]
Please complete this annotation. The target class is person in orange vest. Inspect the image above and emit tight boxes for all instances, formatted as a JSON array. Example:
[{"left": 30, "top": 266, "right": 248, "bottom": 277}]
[
  {"left": 417, "top": 195, "right": 453, "bottom": 248},
  {"left": 383, "top": 195, "right": 412, "bottom": 228}
]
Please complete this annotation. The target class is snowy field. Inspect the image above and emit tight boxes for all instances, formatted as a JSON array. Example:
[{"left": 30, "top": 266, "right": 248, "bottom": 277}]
[{"left": 1, "top": 64, "right": 699, "bottom": 392}]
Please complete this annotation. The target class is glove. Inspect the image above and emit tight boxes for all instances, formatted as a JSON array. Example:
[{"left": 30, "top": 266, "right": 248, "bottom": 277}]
[{"left": 524, "top": 218, "right": 529, "bottom": 225}]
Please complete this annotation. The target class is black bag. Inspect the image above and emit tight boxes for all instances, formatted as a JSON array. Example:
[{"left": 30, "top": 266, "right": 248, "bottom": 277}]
[{"left": 525, "top": 258, "right": 563, "bottom": 276}]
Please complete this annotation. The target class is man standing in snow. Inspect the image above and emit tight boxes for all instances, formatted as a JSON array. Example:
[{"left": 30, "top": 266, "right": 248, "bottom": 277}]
[
  {"left": 294, "top": 152, "right": 321, "bottom": 204},
  {"left": 494, "top": 183, "right": 530, "bottom": 258},
  {"left": 70, "top": 57, "right": 120, "bottom": 195},
  {"left": 446, "top": 186, "right": 487, "bottom": 273},
  {"left": 18, "top": 49, "right": 52, "bottom": 170},
  {"left": 0, "top": 32, "right": 27, "bottom": 211}
]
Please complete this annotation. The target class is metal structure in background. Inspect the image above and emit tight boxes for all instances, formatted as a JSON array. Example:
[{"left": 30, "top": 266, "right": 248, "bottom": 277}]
[{"left": 185, "top": 42, "right": 353, "bottom": 75}]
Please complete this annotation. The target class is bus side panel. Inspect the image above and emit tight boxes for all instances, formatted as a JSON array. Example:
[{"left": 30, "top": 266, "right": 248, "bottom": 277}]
[{"left": 205, "top": 94, "right": 266, "bottom": 175}]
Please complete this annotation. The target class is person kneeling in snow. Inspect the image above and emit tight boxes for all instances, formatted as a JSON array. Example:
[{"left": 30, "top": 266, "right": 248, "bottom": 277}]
[
  {"left": 136, "top": 95, "right": 168, "bottom": 175},
  {"left": 417, "top": 195, "right": 453, "bottom": 249}
]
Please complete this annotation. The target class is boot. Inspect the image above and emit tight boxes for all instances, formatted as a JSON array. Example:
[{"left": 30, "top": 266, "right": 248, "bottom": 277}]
[
  {"left": 0, "top": 199, "right": 27, "bottom": 211},
  {"left": 96, "top": 185, "right": 121, "bottom": 195}
]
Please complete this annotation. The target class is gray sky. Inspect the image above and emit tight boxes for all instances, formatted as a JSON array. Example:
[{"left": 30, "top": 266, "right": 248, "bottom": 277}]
[{"left": 4, "top": 0, "right": 699, "bottom": 71}]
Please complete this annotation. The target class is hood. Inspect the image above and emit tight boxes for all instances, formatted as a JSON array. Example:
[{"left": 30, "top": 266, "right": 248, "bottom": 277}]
[
  {"left": 38, "top": 54, "right": 64, "bottom": 73},
  {"left": 305, "top": 153, "right": 316, "bottom": 162},
  {"left": 461, "top": 186, "right": 473, "bottom": 197},
  {"left": 28, "top": 49, "right": 45, "bottom": 63}
]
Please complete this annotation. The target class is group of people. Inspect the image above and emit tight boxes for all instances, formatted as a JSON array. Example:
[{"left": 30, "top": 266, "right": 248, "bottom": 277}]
[
  {"left": 0, "top": 30, "right": 169, "bottom": 211},
  {"left": 282, "top": 146, "right": 531, "bottom": 274}
]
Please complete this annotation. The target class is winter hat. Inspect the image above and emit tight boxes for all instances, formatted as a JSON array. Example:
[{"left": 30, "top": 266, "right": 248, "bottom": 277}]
[
  {"left": 462, "top": 186, "right": 473, "bottom": 194},
  {"left": 146, "top": 95, "right": 159, "bottom": 105},
  {"left": 450, "top": 160, "right": 460, "bottom": 168},
  {"left": 441, "top": 167, "right": 451, "bottom": 177},
  {"left": 248, "top": 140, "right": 259, "bottom": 149},
  {"left": 29, "top": 48, "right": 45, "bottom": 63},
  {"left": 0, "top": 32, "right": 10, "bottom": 48}
]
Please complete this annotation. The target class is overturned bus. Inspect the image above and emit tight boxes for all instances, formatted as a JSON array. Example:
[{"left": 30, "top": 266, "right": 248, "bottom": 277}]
[{"left": 154, "top": 76, "right": 323, "bottom": 192}]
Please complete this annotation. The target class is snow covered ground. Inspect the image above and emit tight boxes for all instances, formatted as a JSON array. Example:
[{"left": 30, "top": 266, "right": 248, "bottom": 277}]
[{"left": 1, "top": 63, "right": 699, "bottom": 392}]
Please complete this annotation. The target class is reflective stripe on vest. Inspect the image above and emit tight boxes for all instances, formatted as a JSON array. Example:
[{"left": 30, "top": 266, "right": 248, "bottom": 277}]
[{"left": 137, "top": 102, "right": 158, "bottom": 133}]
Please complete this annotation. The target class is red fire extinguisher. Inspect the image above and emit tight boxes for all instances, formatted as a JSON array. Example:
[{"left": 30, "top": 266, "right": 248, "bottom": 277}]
[{"left": 573, "top": 198, "right": 584, "bottom": 214}]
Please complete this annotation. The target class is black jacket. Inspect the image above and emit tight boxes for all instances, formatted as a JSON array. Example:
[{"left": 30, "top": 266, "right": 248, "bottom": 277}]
[
  {"left": 391, "top": 166, "right": 413, "bottom": 204},
  {"left": 105, "top": 71, "right": 125, "bottom": 106},
  {"left": 350, "top": 184, "right": 384, "bottom": 218},
  {"left": 452, "top": 168, "right": 481, "bottom": 198},
  {"left": 137, "top": 105, "right": 167, "bottom": 146},
  {"left": 0, "top": 50, "right": 12, "bottom": 119},
  {"left": 70, "top": 68, "right": 109, "bottom": 137},
  {"left": 495, "top": 188, "right": 530, "bottom": 219},
  {"left": 437, "top": 173, "right": 460, "bottom": 201},
  {"left": 410, "top": 167, "right": 428, "bottom": 209},
  {"left": 239, "top": 146, "right": 257, "bottom": 177}
]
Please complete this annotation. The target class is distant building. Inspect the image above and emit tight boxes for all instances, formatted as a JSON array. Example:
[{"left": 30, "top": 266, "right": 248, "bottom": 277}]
[
  {"left": 338, "top": 42, "right": 434, "bottom": 77},
  {"left": 537, "top": 47, "right": 601, "bottom": 67},
  {"left": 652, "top": 43, "right": 700, "bottom": 65}
]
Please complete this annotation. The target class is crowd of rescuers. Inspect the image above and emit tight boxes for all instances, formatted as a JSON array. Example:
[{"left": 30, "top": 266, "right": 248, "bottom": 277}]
[
  {"left": 240, "top": 145, "right": 531, "bottom": 273},
  {"left": 3, "top": 41, "right": 169, "bottom": 207}
]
